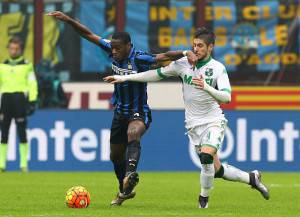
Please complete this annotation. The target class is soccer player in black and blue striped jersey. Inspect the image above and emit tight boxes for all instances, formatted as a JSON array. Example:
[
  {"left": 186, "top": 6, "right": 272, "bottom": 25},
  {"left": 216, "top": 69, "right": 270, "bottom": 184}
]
[{"left": 48, "top": 11, "right": 198, "bottom": 206}]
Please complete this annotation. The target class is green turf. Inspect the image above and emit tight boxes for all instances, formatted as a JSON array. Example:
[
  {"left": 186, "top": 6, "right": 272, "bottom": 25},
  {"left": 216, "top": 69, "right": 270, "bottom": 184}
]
[{"left": 0, "top": 172, "right": 299, "bottom": 217}]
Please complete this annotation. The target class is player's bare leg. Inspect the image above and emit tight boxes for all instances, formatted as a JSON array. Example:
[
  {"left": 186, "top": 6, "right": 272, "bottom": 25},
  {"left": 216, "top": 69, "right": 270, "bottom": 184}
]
[{"left": 214, "top": 155, "right": 270, "bottom": 200}]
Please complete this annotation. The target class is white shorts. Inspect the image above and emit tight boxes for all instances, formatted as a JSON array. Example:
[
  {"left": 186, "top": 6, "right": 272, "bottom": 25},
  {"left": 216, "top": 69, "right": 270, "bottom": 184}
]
[{"left": 187, "top": 119, "right": 227, "bottom": 151}]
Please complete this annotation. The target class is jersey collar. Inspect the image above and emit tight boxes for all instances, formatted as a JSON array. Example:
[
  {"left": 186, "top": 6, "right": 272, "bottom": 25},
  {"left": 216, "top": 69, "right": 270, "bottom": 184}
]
[
  {"left": 195, "top": 56, "right": 212, "bottom": 69},
  {"left": 127, "top": 44, "right": 135, "bottom": 59},
  {"left": 6, "top": 56, "right": 25, "bottom": 65}
]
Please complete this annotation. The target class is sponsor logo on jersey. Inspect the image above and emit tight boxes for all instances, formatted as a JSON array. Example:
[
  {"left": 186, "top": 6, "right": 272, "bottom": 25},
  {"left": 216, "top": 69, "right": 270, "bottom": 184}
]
[
  {"left": 111, "top": 64, "right": 137, "bottom": 75},
  {"left": 183, "top": 75, "right": 193, "bottom": 85}
]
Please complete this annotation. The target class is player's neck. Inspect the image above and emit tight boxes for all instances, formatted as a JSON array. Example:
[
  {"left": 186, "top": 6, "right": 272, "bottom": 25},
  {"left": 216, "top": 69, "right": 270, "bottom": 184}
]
[
  {"left": 8, "top": 55, "right": 24, "bottom": 62},
  {"left": 195, "top": 55, "right": 212, "bottom": 69}
]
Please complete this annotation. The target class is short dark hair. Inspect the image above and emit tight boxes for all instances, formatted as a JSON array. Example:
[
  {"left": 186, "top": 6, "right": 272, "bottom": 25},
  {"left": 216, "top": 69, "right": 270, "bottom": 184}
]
[
  {"left": 194, "top": 27, "right": 215, "bottom": 46},
  {"left": 112, "top": 32, "right": 131, "bottom": 44},
  {"left": 8, "top": 36, "right": 23, "bottom": 49}
]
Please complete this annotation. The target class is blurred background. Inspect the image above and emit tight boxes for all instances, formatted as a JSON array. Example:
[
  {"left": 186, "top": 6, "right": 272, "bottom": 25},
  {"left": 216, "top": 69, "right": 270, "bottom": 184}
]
[{"left": 1, "top": 0, "right": 300, "bottom": 171}]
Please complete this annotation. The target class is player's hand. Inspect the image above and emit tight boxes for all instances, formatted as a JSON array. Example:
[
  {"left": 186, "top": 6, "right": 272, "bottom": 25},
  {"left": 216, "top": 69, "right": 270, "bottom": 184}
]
[
  {"left": 27, "top": 101, "right": 37, "bottom": 116},
  {"left": 186, "top": 51, "right": 198, "bottom": 68},
  {"left": 46, "top": 11, "right": 70, "bottom": 22},
  {"left": 103, "top": 75, "right": 125, "bottom": 84},
  {"left": 192, "top": 75, "right": 205, "bottom": 90}
]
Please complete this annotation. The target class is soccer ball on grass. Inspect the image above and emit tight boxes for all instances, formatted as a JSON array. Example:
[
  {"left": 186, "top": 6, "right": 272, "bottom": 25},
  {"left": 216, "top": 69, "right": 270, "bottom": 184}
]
[{"left": 65, "top": 186, "right": 90, "bottom": 208}]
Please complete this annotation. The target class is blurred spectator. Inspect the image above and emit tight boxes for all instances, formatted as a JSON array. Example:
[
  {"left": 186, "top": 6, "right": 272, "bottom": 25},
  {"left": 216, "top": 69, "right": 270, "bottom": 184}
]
[{"left": 35, "top": 59, "right": 68, "bottom": 108}]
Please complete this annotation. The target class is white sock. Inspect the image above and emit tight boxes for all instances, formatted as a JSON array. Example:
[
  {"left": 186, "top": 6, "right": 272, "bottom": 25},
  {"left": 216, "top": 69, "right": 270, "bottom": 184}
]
[
  {"left": 200, "top": 163, "right": 215, "bottom": 197},
  {"left": 222, "top": 163, "right": 250, "bottom": 184}
]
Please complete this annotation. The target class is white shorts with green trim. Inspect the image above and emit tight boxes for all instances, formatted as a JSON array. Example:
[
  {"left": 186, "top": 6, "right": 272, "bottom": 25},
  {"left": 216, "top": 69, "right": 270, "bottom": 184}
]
[{"left": 187, "top": 119, "right": 227, "bottom": 151}]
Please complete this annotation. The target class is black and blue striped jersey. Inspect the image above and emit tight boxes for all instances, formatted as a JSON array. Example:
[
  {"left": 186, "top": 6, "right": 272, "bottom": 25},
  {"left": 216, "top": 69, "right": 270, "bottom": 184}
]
[{"left": 99, "top": 38, "right": 156, "bottom": 116}]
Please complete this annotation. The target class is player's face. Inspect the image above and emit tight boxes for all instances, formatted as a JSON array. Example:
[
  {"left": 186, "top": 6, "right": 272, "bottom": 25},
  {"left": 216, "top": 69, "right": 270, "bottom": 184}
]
[
  {"left": 111, "top": 39, "right": 131, "bottom": 62},
  {"left": 8, "top": 42, "right": 22, "bottom": 59},
  {"left": 193, "top": 38, "right": 213, "bottom": 61}
]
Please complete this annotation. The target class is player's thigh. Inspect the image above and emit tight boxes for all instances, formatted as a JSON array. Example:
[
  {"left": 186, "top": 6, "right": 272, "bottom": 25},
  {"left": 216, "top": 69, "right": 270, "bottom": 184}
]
[
  {"left": 0, "top": 93, "right": 12, "bottom": 115},
  {"left": 13, "top": 93, "right": 27, "bottom": 120},
  {"left": 127, "top": 111, "right": 151, "bottom": 141},
  {"left": 110, "top": 112, "right": 128, "bottom": 145},
  {"left": 0, "top": 94, "right": 13, "bottom": 128},
  {"left": 110, "top": 143, "right": 126, "bottom": 163},
  {"left": 201, "top": 120, "right": 227, "bottom": 152},
  {"left": 127, "top": 119, "right": 146, "bottom": 141}
]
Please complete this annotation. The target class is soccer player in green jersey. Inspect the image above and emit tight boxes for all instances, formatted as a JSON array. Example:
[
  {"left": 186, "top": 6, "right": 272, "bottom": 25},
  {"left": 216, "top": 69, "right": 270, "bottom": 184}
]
[{"left": 0, "top": 36, "right": 38, "bottom": 172}]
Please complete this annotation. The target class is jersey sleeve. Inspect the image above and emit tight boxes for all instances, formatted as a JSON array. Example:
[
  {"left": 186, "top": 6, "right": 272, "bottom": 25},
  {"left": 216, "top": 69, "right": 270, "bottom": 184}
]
[
  {"left": 216, "top": 67, "right": 231, "bottom": 94},
  {"left": 98, "top": 38, "right": 112, "bottom": 53},
  {"left": 27, "top": 63, "right": 38, "bottom": 102},
  {"left": 156, "top": 61, "right": 181, "bottom": 79},
  {"left": 135, "top": 53, "right": 156, "bottom": 64}
]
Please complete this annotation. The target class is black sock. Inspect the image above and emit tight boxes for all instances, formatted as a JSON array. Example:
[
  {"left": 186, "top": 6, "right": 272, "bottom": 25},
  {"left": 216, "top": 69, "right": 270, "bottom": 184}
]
[
  {"left": 214, "top": 165, "right": 224, "bottom": 178},
  {"left": 126, "top": 140, "right": 141, "bottom": 175},
  {"left": 113, "top": 160, "right": 126, "bottom": 192},
  {"left": 249, "top": 172, "right": 256, "bottom": 187}
]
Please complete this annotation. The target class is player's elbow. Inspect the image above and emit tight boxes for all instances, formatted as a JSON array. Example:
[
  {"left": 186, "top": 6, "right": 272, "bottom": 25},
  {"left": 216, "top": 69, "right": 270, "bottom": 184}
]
[
  {"left": 224, "top": 94, "right": 231, "bottom": 104},
  {"left": 219, "top": 92, "right": 231, "bottom": 104},
  {"left": 155, "top": 53, "right": 169, "bottom": 62}
]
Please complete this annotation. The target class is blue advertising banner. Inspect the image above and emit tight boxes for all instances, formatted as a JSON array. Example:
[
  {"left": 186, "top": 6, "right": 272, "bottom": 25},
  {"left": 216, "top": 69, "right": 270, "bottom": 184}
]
[{"left": 4, "top": 110, "right": 300, "bottom": 171}]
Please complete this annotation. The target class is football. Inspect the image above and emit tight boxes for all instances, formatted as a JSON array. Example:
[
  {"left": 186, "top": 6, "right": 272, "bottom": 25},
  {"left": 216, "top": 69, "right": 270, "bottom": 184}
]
[{"left": 65, "top": 186, "right": 90, "bottom": 208}]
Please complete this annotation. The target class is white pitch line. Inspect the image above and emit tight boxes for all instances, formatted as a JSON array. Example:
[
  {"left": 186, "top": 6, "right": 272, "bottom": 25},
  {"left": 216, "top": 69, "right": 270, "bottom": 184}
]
[{"left": 269, "top": 183, "right": 300, "bottom": 188}]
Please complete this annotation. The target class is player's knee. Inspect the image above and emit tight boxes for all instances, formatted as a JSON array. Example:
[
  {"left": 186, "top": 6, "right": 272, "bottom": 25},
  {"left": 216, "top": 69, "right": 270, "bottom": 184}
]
[
  {"left": 110, "top": 148, "right": 125, "bottom": 164},
  {"left": 127, "top": 130, "right": 141, "bottom": 142},
  {"left": 110, "top": 153, "right": 125, "bottom": 164},
  {"left": 199, "top": 152, "right": 214, "bottom": 165},
  {"left": 127, "top": 140, "right": 140, "bottom": 149},
  {"left": 15, "top": 118, "right": 27, "bottom": 143},
  {"left": 15, "top": 117, "right": 27, "bottom": 127},
  {"left": 1, "top": 128, "right": 9, "bottom": 143}
]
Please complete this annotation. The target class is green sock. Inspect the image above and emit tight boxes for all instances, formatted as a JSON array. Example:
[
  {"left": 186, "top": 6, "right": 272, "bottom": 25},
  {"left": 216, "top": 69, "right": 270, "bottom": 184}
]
[
  {"left": 0, "top": 144, "right": 8, "bottom": 169},
  {"left": 19, "top": 143, "right": 29, "bottom": 169}
]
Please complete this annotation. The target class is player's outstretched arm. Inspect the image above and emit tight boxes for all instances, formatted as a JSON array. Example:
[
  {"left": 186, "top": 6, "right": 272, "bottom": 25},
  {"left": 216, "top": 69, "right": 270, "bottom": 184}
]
[
  {"left": 155, "top": 50, "right": 198, "bottom": 67},
  {"left": 46, "top": 11, "right": 101, "bottom": 45},
  {"left": 103, "top": 69, "right": 162, "bottom": 84},
  {"left": 192, "top": 75, "right": 231, "bottom": 103}
]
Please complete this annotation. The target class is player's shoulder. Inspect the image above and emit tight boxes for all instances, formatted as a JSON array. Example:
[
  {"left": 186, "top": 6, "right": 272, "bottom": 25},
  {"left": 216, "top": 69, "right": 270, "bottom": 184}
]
[
  {"left": 208, "top": 58, "right": 225, "bottom": 68},
  {"left": 24, "top": 59, "right": 31, "bottom": 64},
  {"left": 21, "top": 59, "right": 33, "bottom": 66},
  {"left": 134, "top": 50, "right": 156, "bottom": 64},
  {"left": 173, "top": 57, "right": 190, "bottom": 67},
  {"left": 207, "top": 58, "right": 226, "bottom": 71},
  {"left": 135, "top": 50, "right": 154, "bottom": 58}
]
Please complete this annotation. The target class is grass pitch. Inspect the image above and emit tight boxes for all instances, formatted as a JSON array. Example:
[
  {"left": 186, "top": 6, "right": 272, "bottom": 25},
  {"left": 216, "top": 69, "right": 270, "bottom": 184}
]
[{"left": 0, "top": 172, "right": 299, "bottom": 217}]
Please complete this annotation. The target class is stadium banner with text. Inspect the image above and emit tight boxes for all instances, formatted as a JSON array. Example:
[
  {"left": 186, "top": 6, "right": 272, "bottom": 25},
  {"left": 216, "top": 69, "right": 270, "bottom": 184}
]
[
  {"left": 1, "top": 0, "right": 299, "bottom": 83},
  {"left": 4, "top": 110, "right": 300, "bottom": 171},
  {"left": 139, "top": 0, "right": 300, "bottom": 73},
  {"left": 59, "top": 0, "right": 300, "bottom": 83}
]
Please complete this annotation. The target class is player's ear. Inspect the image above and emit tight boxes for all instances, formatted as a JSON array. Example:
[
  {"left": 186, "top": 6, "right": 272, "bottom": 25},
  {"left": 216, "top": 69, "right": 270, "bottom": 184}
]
[
  {"left": 126, "top": 42, "right": 131, "bottom": 51},
  {"left": 208, "top": 43, "right": 214, "bottom": 53}
]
